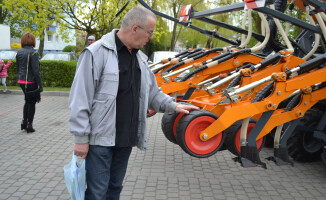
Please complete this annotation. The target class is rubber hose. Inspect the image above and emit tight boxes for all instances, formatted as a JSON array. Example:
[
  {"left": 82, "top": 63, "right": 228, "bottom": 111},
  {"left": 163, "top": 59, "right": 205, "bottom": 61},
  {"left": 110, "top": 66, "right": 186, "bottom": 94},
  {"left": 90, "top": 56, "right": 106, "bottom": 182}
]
[
  {"left": 163, "top": 61, "right": 185, "bottom": 73},
  {"left": 284, "top": 92, "right": 302, "bottom": 112},
  {"left": 179, "top": 65, "right": 208, "bottom": 82},
  {"left": 252, "top": 81, "right": 275, "bottom": 103}
]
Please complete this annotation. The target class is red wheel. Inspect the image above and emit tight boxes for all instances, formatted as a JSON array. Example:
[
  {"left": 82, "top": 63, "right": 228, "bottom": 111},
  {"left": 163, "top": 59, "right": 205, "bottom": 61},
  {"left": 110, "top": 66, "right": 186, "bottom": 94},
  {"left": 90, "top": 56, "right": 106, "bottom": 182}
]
[
  {"left": 176, "top": 96, "right": 183, "bottom": 102},
  {"left": 176, "top": 110, "right": 224, "bottom": 158},
  {"left": 224, "top": 119, "right": 265, "bottom": 156},
  {"left": 147, "top": 109, "right": 157, "bottom": 118},
  {"left": 172, "top": 113, "right": 185, "bottom": 138}
]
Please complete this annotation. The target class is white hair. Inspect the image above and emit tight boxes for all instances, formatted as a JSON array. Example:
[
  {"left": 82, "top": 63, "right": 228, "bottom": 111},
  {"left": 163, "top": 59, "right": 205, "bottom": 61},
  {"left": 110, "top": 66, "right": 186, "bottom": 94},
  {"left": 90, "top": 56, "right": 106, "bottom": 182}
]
[{"left": 121, "top": 6, "right": 156, "bottom": 29}]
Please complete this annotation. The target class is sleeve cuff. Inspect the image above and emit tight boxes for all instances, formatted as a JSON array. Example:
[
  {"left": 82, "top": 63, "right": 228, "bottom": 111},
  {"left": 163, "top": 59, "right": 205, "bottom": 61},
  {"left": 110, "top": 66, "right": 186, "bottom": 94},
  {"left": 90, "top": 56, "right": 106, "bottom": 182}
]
[
  {"left": 74, "top": 135, "right": 89, "bottom": 144},
  {"left": 166, "top": 101, "right": 178, "bottom": 114}
]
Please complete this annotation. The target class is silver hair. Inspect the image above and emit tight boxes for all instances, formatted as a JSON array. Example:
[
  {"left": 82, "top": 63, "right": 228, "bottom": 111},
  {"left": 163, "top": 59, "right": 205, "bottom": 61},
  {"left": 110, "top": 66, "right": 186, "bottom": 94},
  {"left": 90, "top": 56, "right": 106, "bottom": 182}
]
[{"left": 121, "top": 6, "right": 156, "bottom": 29}]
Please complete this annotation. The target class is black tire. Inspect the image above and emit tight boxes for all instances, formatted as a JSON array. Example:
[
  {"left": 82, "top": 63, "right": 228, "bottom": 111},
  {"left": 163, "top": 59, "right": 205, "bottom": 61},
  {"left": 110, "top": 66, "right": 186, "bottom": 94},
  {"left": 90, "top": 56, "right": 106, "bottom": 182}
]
[
  {"left": 175, "top": 110, "right": 225, "bottom": 158},
  {"left": 161, "top": 112, "right": 185, "bottom": 144},
  {"left": 224, "top": 119, "right": 265, "bottom": 156},
  {"left": 161, "top": 102, "right": 193, "bottom": 144},
  {"left": 264, "top": 128, "right": 276, "bottom": 148},
  {"left": 321, "top": 150, "right": 326, "bottom": 166},
  {"left": 287, "top": 109, "right": 324, "bottom": 162}
]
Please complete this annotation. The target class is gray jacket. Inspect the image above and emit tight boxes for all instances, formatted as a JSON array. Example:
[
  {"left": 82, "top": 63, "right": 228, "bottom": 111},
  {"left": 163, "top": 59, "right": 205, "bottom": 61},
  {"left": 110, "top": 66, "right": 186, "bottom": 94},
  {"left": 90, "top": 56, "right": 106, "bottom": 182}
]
[{"left": 68, "top": 29, "right": 177, "bottom": 150}]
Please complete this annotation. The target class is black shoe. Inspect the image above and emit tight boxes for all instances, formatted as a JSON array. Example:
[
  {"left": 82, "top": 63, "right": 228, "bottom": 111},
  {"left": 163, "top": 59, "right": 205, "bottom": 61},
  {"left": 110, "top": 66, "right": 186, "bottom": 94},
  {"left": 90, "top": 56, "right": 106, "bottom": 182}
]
[
  {"left": 21, "top": 120, "right": 27, "bottom": 130},
  {"left": 26, "top": 123, "right": 35, "bottom": 133}
]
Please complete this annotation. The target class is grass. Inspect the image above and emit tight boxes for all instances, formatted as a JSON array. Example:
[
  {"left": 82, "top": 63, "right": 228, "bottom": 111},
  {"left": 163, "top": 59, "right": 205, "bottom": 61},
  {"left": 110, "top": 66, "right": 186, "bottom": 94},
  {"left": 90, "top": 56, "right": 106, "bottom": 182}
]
[{"left": 6, "top": 86, "right": 70, "bottom": 92}]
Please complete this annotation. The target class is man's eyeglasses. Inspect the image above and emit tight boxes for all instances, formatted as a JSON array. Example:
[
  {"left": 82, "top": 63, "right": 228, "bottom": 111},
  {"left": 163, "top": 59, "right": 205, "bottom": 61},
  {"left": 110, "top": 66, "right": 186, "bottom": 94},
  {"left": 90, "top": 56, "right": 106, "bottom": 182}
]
[{"left": 138, "top": 25, "right": 154, "bottom": 36}]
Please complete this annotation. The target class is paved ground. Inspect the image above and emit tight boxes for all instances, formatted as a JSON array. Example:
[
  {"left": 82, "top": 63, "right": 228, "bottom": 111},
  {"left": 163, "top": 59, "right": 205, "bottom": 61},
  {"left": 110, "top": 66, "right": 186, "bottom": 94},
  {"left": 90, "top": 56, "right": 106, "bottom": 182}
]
[{"left": 1, "top": 92, "right": 326, "bottom": 200}]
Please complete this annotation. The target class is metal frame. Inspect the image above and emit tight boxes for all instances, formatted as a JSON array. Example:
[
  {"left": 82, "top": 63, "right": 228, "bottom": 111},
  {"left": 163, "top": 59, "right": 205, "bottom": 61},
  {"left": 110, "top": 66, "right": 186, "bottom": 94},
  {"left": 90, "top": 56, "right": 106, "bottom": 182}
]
[
  {"left": 255, "top": 7, "right": 322, "bottom": 34},
  {"left": 188, "top": 1, "right": 323, "bottom": 35},
  {"left": 303, "top": 0, "right": 326, "bottom": 13},
  {"left": 196, "top": 17, "right": 265, "bottom": 42},
  {"left": 191, "top": 3, "right": 245, "bottom": 19},
  {"left": 137, "top": 0, "right": 240, "bottom": 45},
  {"left": 136, "top": 0, "right": 267, "bottom": 45}
]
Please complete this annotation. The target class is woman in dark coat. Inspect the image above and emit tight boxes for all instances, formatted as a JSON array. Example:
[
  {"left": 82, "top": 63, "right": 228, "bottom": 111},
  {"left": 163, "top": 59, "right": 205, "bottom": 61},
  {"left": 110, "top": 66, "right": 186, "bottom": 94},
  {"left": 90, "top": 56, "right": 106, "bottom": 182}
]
[{"left": 16, "top": 32, "right": 43, "bottom": 133}]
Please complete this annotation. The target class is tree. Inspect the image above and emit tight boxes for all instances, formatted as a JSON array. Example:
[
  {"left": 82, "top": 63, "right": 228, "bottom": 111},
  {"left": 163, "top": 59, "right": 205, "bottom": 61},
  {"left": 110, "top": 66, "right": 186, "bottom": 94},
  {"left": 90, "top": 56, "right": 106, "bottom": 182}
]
[
  {"left": 0, "top": 0, "right": 26, "bottom": 38},
  {"left": 52, "top": 0, "right": 138, "bottom": 46},
  {"left": 63, "top": 45, "right": 76, "bottom": 52},
  {"left": 3, "top": 0, "right": 69, "bottom": 56},
  {"left": 140, "top": 0, "right": 172, "bottom": 55}
]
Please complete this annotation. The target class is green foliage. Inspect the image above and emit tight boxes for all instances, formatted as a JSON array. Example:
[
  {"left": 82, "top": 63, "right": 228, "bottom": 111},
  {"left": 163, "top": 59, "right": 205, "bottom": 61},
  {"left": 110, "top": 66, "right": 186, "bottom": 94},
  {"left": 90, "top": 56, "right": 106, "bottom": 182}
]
[
  {"left": 3, "top": 0, "right": 64, "bottom": 40},
  {"left": 76, "top": 31, "right": 86, "bottom": 56},
  {"left": 62, "top": 45, "right": 76, "bottom": 52},
  {"left": 0, "top": 0, "right": 25, "bottom": 38},
  {"left": 143, "top": 16, "right": 172, "bottom": 55},
  {"left": 54, "top": 0, "right": 137, "bottom": 38},
  {"left": 5, "top": 59, "right": 77, "bottom": 87}
]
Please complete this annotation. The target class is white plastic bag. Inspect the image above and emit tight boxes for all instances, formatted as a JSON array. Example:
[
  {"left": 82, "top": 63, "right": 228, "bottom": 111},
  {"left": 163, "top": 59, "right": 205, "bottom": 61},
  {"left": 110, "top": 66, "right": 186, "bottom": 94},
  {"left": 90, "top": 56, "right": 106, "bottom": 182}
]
[{"left": 63, "top": 154, "right": 86, "bottom": 200}]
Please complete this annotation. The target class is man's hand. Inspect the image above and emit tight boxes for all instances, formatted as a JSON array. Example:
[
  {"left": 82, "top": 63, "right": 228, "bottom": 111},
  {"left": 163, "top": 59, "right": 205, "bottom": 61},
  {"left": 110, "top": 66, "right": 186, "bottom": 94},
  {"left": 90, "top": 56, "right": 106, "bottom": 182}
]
[
  {"left": 175, "top": 104, "right": 199, "bottom": 114},
  {"left": 74, "top": 143, "right": 89, "bottom": 159}
]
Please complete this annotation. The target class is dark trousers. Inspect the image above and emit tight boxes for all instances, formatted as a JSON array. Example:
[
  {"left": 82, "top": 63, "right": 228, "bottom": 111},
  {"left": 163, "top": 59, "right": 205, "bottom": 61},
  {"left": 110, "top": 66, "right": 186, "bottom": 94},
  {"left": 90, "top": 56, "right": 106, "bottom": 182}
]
[
  {"left": 20, "top": 83, "right": 38, "bottom": 123},
  {"left": 85, "top": 145, "right": 132, "bottom": 200}
]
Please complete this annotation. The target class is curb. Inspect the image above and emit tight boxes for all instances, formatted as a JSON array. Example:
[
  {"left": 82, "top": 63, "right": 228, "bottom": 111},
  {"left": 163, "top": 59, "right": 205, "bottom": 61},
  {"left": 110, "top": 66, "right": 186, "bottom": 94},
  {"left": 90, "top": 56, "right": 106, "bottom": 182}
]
[{"left": 0, "top": 90, "right": 69, "bottom": 97}]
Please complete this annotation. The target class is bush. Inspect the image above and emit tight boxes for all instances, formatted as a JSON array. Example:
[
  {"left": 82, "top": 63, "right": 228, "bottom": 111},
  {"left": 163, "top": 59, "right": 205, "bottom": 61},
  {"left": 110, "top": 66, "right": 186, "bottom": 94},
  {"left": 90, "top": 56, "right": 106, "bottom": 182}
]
[
  {"left": 5, "top": 59, "right": 77, "bottom": 87},
  {"left": 63, "top": 45, "right": 76, "bottom": 52},
  {"left": 11, "top": 43, "right": 22, "bottom": 49}
]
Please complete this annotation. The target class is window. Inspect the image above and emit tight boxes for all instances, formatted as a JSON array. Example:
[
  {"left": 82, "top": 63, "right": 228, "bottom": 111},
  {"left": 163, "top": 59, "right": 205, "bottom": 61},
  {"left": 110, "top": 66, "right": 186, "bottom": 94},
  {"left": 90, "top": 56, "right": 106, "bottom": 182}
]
[{"left": 48, "top": 34, "right": 53, "bottom": 42}]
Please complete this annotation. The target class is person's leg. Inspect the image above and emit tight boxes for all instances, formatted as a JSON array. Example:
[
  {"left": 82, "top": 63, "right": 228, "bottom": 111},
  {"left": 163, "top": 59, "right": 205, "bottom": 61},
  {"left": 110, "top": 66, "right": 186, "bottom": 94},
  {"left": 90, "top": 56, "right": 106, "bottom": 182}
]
[
  {"left": 85, "top": 145, "right": 114, "bottom": 200},
  {"left": 2, "top": 78, "right": 6, "bottom": 92},
  {"left": 19, "top": 84, "right": 28, "bottom": 130},
  {"left": 107, "top": 147, "right": 132, "bottom": 200},
  {"left": 25, "top": 83, "right": 38, "bottom": 132},
  {"left": 27, "top": 103, "right": 36, "bottom": 123}
]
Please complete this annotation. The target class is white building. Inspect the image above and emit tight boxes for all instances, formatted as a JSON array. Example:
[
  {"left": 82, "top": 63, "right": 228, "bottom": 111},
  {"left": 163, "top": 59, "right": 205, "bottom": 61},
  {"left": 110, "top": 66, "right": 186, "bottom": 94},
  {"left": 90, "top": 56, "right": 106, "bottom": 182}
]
[
  {"left": 0, "top": 24, "right": 11, "bottom": 49},
  {"left": 35, "top": 24, "right": 76, "bottom": 53}
]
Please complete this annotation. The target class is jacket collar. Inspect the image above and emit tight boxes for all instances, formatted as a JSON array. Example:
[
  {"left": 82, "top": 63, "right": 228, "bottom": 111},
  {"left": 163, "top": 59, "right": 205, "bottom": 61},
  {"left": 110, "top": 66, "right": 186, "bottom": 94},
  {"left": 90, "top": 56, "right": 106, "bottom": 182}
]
[{"left": 100, "top": 29, "right": 118, "bottom": 51}]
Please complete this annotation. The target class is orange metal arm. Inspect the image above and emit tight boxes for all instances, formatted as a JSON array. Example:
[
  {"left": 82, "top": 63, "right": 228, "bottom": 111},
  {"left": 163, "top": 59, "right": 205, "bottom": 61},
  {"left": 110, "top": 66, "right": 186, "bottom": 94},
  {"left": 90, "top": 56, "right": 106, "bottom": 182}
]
[
  {"left": 199, "top": 67, "right": 326, "bottom": 141},
  {"left": 160, "top": 54, "right": 263, "bottom": 95},
  {"left": 256, "top": 87, "right": 326, "bottom": 140}
]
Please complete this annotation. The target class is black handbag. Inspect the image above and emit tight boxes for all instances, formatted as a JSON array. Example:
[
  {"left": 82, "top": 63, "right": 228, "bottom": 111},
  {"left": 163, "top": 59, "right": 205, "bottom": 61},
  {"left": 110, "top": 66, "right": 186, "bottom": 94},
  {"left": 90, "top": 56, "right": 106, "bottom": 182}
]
[
  {"left": 25, "top": 52, "right": 41, "bottom": 103},
  {"left": 25, "top": 88, "right": 41, "bottom": 103}
]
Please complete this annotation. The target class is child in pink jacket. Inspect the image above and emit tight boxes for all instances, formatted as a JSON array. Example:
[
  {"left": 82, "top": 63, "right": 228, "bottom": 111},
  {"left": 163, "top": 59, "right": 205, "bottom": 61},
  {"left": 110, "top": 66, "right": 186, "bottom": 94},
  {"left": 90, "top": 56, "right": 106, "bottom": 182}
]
[{"left": 0, "top": 58, "right": 12, "bottom": 92}]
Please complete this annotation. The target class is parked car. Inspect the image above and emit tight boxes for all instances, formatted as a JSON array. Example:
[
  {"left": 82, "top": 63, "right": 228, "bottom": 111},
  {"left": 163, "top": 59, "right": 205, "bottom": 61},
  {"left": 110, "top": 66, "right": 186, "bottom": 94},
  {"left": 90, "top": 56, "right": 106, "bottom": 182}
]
[
  {"left": 41, "top": 52, "right": 78, "bottom": 61},
  {"left": 0, "top": 49, "right": 19, "bottom": 60},
  {"left": 148, "top": 51, "right": 178, "bottom": 64}
]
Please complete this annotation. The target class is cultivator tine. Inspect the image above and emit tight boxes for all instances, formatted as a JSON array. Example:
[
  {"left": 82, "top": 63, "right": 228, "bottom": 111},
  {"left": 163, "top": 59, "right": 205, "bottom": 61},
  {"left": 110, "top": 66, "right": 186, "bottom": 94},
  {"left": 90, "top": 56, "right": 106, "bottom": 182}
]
[
  {"left": 235, "top": 146, "right": 267, "bottom": 168},
  {"left": 180, "top": 88, "right": 196, "bottom": 102},
  {"left": 266, "top": 119, "right": 300, "bottom": 166},
  {"left": 267, "top": 148, "right": 293, "bottom": 166},
  {"left": 233, "top": 118, "right": 264, "bottom": 168},
  {"left": 234, "top": 111, "right": 274, "bottom": 168}
]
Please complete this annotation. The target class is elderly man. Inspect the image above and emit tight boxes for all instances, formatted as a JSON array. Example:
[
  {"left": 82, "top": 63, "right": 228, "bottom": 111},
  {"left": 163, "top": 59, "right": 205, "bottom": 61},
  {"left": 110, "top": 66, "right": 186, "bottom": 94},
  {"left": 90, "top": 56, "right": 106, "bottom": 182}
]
[{"left": 69, "top": 5, "right": 198, "bottom": 200}]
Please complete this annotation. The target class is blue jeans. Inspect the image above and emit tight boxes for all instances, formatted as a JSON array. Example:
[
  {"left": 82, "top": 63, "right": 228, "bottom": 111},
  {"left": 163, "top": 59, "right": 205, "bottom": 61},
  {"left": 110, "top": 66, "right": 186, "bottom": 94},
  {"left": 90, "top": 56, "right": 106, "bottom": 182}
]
[
  {"left": 85, "top": 145, "right": 132, "bottom": 200},
  {"left": 1, "top": 78, "right": 6, "bottom": 91}
]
